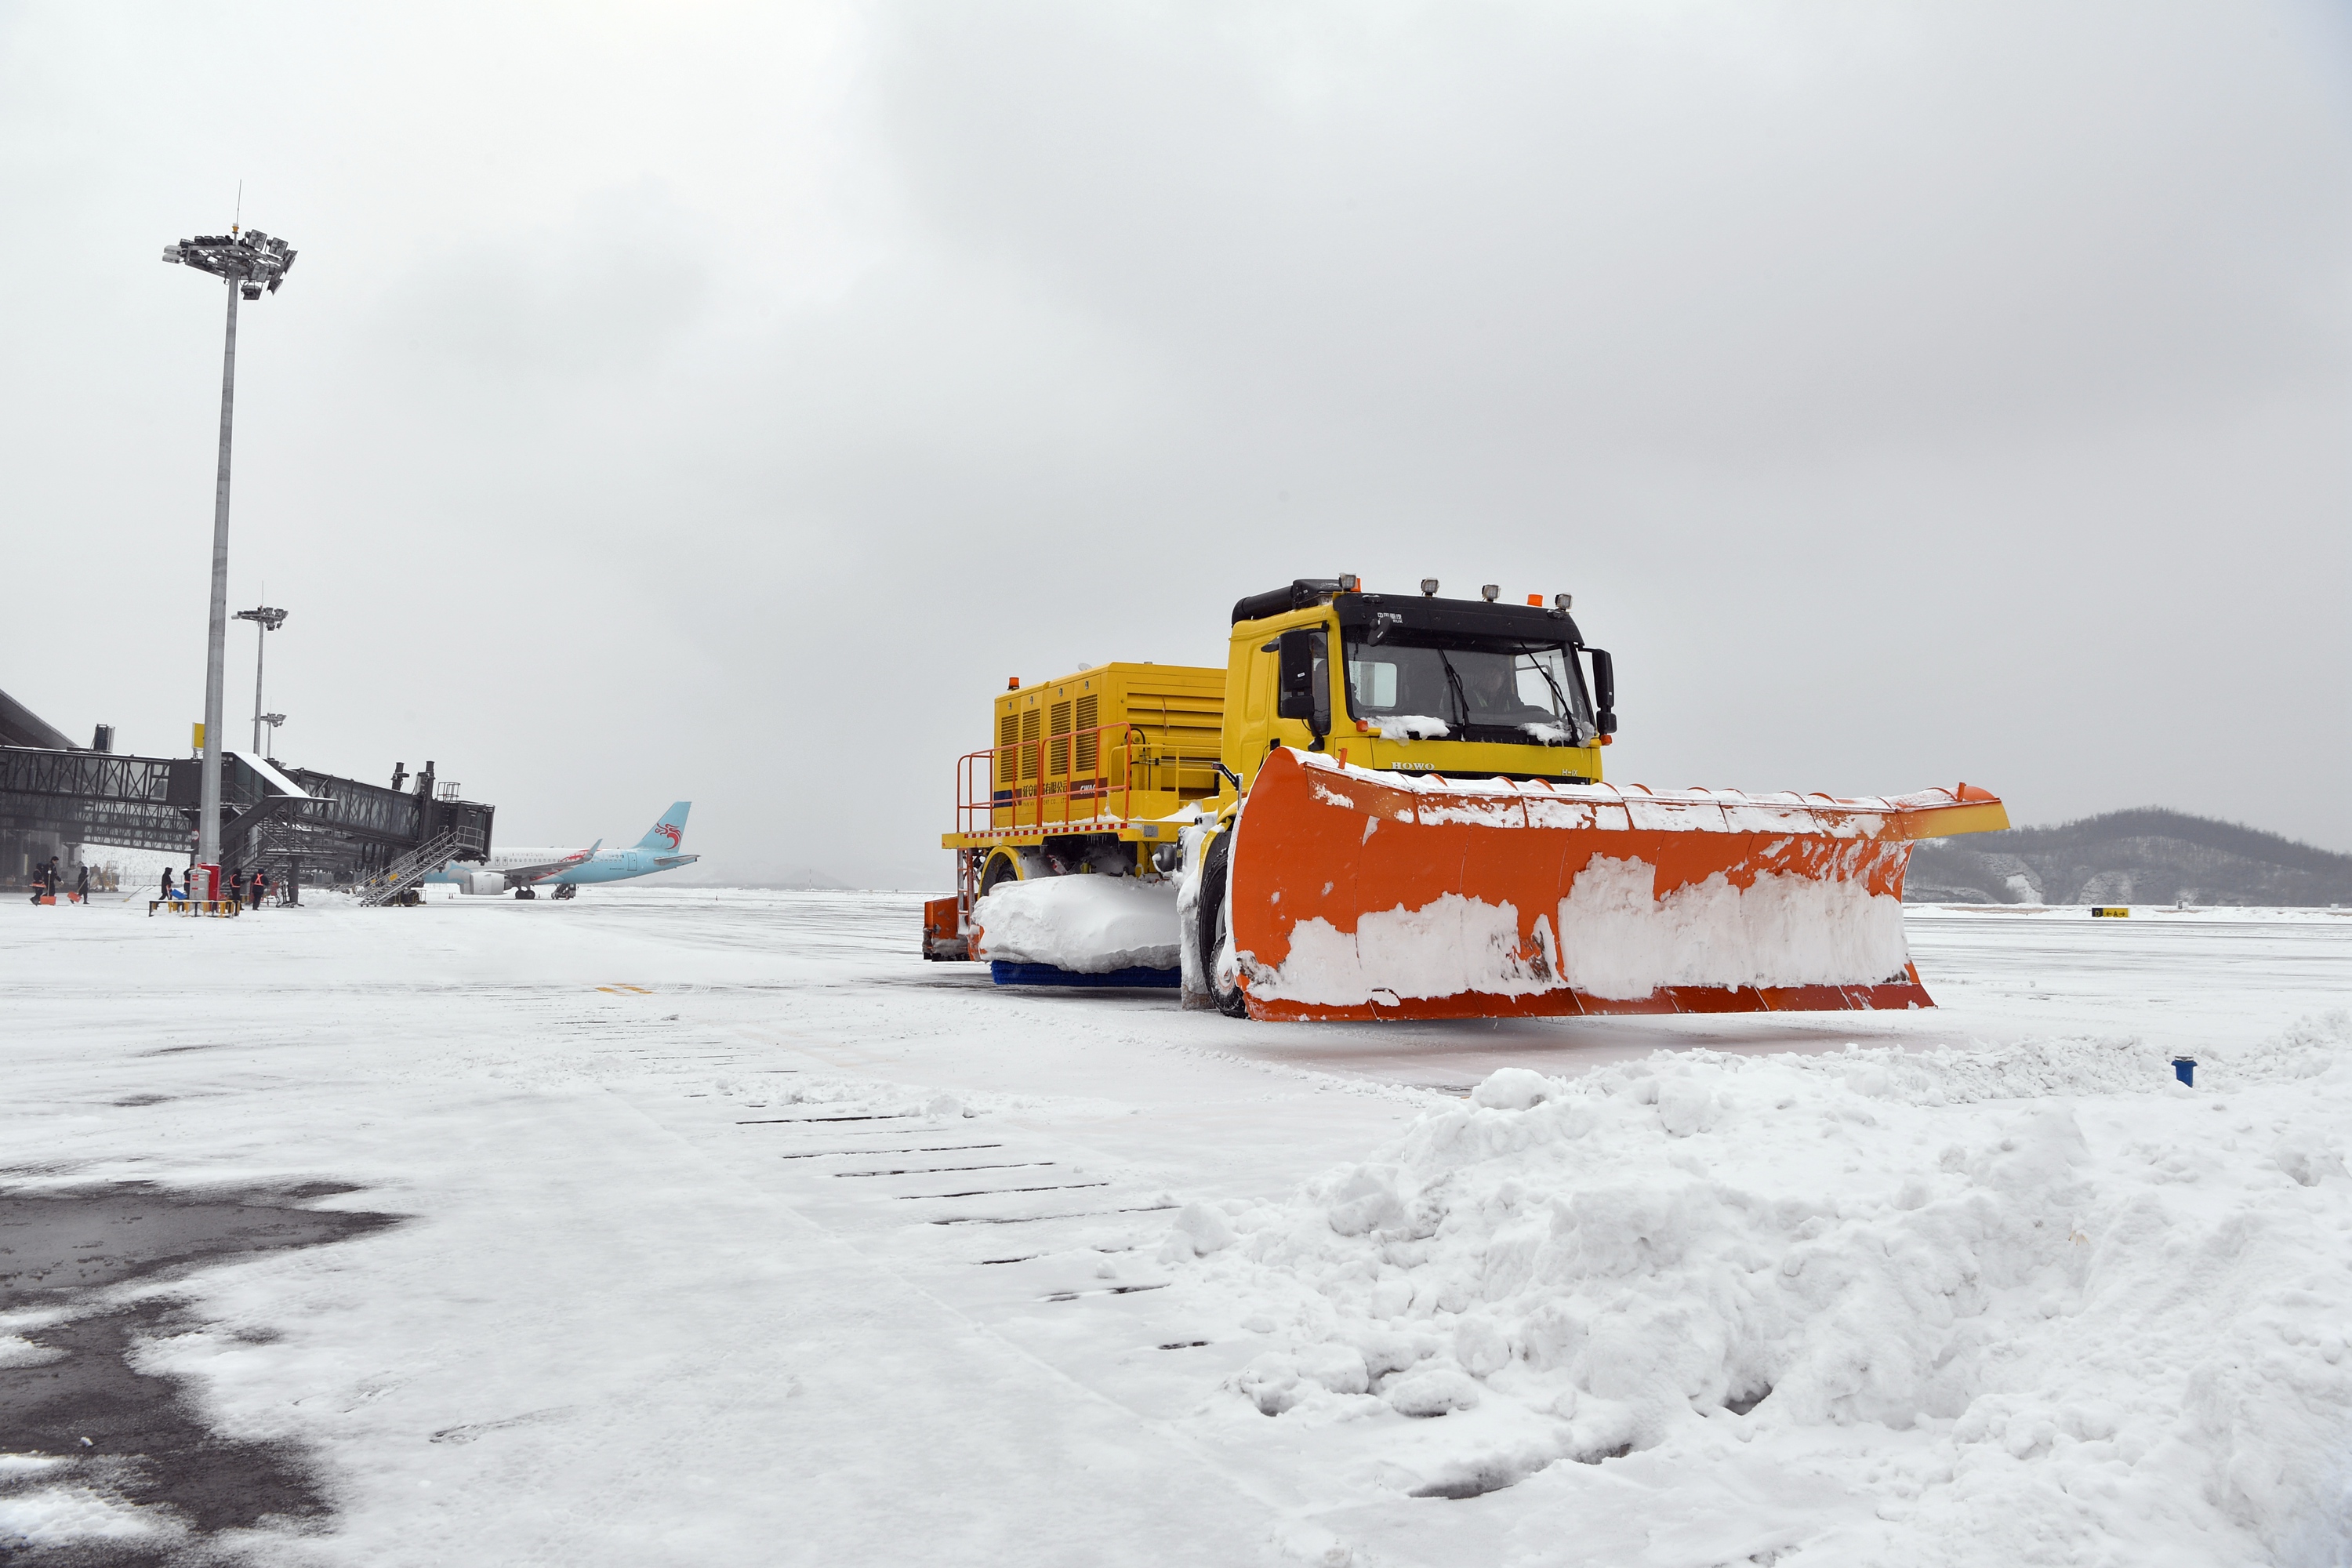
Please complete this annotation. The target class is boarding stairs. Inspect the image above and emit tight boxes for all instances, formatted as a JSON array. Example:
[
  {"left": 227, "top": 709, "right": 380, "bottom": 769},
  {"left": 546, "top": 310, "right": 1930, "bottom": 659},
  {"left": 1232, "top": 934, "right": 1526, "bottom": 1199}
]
[{"left": 357, "top": 826, "right": 483, "bottom": 908}]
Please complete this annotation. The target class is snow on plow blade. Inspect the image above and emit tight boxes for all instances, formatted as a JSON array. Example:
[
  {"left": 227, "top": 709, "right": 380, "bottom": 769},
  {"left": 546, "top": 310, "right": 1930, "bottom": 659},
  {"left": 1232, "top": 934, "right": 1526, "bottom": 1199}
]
[{"left": 1227, "top": 749, "right": 2009, "bottom": 1022}]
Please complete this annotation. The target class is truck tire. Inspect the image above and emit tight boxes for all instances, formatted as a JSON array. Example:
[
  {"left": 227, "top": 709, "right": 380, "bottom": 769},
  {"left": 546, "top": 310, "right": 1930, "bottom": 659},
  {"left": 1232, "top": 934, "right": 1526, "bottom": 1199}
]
[
  {"left": 979, "top": 850, "right": 1025, "bottom": 897},
  {"left": 1196, "top": 833, "right": 1250, "bottom": 1019}
]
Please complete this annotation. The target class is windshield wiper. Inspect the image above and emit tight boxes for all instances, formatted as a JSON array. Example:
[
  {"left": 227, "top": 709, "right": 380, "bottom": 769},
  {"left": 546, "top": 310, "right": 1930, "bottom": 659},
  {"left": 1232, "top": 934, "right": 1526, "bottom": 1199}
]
[
  {"left": 1436, "top": 651, "right": 1470, "bottom": 730},
  {"left": 1513, "top": 643, "right": 1580, "bottom": 740}
]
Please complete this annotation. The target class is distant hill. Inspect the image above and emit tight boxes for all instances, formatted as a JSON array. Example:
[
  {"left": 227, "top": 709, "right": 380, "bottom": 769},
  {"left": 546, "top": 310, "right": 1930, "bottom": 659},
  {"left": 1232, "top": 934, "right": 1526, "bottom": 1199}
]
[{"left": 1906, "top": 808, "right": 2352, "bottom": 906}]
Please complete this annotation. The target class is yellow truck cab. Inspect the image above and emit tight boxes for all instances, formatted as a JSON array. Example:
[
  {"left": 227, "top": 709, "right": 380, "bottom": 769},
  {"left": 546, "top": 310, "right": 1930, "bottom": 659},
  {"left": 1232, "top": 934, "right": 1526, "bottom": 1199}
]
[{"left": 1221, "top": 577, "right": 1612, "bottom": 796}]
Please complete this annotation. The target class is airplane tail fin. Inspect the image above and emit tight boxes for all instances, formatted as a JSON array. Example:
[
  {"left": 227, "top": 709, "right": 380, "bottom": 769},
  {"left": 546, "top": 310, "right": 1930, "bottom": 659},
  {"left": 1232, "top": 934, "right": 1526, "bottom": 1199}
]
[{"left": 636, "top": 803, "right": 690, "bottom": 851}]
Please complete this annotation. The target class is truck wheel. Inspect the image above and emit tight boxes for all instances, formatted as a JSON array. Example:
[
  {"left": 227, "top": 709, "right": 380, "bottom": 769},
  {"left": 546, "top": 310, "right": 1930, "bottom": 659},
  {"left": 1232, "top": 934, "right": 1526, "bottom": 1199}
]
[
  {"left": 1196, "top": 834, "right": 1249, "bottom": 1019},
  {"left": 979, "top": 851, "right": 1024, "bottom": 897}
]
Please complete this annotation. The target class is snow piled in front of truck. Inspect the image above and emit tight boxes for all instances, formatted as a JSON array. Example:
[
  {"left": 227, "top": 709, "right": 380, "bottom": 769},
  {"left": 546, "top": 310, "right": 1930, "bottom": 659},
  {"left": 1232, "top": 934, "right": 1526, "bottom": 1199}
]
[
  {"left": 1552, "top": 857, "right": 1909, "bottom": 996},
  {"left": 1250, "top": 856, "right": 1911, "bottom": 1005},
  {"left": 1259, "top": 895, "right": 1555, "bottom": 1005}
]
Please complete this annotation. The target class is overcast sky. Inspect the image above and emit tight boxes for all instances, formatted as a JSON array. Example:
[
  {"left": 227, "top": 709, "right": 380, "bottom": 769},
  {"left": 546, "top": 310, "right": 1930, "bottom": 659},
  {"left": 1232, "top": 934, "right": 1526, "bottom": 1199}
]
[{"left": 4, "top": 1, "right": 2348, "bottom": 883}]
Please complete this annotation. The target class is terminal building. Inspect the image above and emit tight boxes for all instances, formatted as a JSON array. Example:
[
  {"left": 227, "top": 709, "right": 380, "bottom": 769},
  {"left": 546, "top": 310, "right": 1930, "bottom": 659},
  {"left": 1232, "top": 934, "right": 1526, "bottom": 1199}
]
[
  {"left": 0, "top": 687, "right": 86, "bottom": 884},
  {"left": 0, "top": 683, "right": 493, "bottom": 895}
]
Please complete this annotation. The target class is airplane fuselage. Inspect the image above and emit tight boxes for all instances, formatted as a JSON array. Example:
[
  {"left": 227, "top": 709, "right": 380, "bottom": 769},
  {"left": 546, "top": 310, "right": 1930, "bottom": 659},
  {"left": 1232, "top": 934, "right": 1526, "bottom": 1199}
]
[
  {"left": 480, "top": 846, "right": 699, "bottom": 885},
  {"left": 420, "top": 801, "right": 699, "bottom": 891}
]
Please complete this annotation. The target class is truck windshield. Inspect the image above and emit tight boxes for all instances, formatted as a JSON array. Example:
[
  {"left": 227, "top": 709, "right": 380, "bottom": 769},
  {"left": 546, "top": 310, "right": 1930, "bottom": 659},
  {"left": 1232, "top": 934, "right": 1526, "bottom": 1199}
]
[{"left": 1342, "top": 635, "right": 1594, "bottom": 744}]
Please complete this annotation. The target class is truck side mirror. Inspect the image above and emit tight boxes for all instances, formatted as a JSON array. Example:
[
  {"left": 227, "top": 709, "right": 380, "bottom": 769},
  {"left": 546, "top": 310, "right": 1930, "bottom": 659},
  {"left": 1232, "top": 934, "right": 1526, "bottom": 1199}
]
[
  {"left": 1277, "top": 628, "right": 1331, "bottom": 743},
  {"left": 1588, "top": 648, "right": 1617, "bottom": 735}
]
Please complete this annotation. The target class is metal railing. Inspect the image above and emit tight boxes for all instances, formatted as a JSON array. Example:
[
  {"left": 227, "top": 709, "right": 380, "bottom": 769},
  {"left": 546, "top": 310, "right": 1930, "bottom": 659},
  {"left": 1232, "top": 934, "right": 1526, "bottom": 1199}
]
[{"left": 955, "top": 723, "right": 1222, "bottom": 837}]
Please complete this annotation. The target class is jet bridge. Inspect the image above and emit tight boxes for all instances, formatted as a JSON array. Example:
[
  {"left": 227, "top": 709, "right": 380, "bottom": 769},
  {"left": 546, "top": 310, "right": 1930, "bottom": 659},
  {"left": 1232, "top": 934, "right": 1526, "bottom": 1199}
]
[
  {"left": 1, "top": 678, "right": 495, "bottom": 891},
  {"left": 0, "top": 743, "right": 494, "bottom": 885}
]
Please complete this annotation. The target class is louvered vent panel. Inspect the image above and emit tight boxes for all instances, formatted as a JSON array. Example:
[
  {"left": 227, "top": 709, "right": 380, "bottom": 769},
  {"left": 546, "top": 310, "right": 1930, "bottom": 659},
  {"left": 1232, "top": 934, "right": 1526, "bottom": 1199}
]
[
  {"left": 997, "top": 713, "right": 1020, "bottom": 785},
  {"left": 1020, "top": 709, "right": 1040, "bottom": 779},
  {"left": 1074, "top": 694, "right": 1099, "bottom": 772},
  {"left": 1048, "top": 700, "right": 1073, "bottom": 776}
]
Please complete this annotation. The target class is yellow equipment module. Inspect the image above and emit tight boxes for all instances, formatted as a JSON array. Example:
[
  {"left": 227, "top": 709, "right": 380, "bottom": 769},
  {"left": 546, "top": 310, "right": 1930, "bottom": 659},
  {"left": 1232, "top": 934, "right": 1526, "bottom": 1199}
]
[{"left": 935, "top": 660, "right": 1225, "bottom": 908}]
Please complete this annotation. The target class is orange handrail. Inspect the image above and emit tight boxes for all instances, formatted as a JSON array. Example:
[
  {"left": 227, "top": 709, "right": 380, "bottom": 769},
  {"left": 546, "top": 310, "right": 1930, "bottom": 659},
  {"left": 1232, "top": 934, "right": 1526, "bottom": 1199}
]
[
  {"left": 953, "top": 723, "right": 1221, "bottom": 837},
  {"left": 953, "top": 722, "right": 1135, "bottom": 837}
]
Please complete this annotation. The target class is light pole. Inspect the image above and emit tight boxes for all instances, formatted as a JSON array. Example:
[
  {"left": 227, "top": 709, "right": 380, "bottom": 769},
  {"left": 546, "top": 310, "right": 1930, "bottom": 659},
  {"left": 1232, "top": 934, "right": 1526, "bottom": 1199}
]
[
  {"left": 163, "top": 227, "right": 296, "bottom": 873},
  {"left": 234, "top": 604, "right": 287, "bottom": 753}
]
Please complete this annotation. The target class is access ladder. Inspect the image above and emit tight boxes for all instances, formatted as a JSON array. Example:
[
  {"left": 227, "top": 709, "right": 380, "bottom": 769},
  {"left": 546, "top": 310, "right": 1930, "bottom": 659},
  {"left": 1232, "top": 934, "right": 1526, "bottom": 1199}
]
[{"left": 357, "top": 826, "right": 483, "bottom": 907}]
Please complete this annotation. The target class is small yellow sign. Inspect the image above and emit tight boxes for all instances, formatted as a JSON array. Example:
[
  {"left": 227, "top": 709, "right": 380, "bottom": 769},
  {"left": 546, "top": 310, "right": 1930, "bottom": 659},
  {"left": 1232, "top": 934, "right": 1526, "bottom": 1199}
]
[
  {"left": 2091, "top": 906, "right": 2130, "bottom": 917},
  {"left": 192, "top": 722, "right": 205, "bottom": 751}
]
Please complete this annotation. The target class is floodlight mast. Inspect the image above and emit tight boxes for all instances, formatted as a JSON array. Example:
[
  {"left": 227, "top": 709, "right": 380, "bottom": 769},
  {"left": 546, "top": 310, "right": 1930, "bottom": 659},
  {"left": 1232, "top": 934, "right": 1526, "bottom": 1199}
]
[
  {"left": 234, "top": 605, "right": 287, "bottom": 753},
  {"left": 162, "top": 228, "right": 296, "bottom": 872}
]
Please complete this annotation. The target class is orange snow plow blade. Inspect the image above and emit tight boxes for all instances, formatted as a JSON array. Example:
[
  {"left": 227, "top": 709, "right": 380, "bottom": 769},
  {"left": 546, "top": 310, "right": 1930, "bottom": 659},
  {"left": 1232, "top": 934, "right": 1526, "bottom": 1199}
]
[{"left": 1227, "top": 748, "right": 2008, "bottom": 1022}]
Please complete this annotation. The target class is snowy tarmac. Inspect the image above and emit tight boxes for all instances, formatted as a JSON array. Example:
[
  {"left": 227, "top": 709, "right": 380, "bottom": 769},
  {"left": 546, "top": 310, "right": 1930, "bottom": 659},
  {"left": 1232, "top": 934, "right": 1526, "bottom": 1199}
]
[{"left": 2, "top": 889, "right": 2348, "bottom": 1566}]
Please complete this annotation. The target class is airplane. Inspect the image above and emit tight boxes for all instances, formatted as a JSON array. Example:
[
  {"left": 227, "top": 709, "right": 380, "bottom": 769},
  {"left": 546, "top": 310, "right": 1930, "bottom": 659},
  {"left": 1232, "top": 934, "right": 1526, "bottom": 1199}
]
[{"left": 424, "top": 803, "right": 699, "bottom": 899}]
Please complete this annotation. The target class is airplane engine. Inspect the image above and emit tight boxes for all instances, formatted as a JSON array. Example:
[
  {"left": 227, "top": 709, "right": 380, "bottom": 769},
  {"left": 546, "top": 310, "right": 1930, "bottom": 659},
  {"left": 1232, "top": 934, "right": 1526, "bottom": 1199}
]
[{"left": 462, "top": 870, "right": 507, "bottom": 896}]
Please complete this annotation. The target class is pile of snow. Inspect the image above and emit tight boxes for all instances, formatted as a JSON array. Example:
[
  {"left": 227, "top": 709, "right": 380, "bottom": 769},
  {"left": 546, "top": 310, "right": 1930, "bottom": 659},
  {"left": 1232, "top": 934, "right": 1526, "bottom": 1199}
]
[
  {"left": 1376, "top": 715, "right": 1451, "bottom": 740},
  {"left": 0, "top": 1460, "right": 181, "bottom": 1555},
  {"left": 972, "top": 875, "right": 1180, "bottom": 972},
  {"left": 1554, "top": 858, "right": 1908, "bottom": 996},
  {"left": 1268, "top": 895, "right": 1554, "bottom": 1006},
  {"left": 1164, "top": 1014, "right": 2352, "bottom": 1556}
]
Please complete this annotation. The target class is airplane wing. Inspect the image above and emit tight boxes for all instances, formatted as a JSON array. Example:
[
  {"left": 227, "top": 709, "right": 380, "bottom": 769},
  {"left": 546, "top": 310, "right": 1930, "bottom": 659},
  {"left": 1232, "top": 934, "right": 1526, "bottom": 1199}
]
[{"left": 505, "top": 840, "right": 601, "bottom": 887}]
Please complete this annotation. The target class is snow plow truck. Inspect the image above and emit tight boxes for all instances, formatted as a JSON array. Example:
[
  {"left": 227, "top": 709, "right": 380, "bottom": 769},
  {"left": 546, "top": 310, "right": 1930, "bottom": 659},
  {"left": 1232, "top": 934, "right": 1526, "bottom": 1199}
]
[{"left": 926, "top": 575, "right": 2009, "bottom": 1022}]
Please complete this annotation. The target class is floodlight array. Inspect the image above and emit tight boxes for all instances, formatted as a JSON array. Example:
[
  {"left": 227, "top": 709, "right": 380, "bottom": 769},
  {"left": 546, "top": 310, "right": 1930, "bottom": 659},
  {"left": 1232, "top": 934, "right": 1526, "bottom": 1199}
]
[{"left": 163, "top": 230, "right": 298, "bottom": 299}]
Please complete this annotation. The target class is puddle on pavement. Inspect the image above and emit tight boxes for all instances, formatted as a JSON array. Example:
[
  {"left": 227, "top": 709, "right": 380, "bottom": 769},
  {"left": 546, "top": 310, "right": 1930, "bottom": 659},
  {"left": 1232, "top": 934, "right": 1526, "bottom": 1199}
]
[{"left": 0, "top": 1181, "right": 400, "bottom": 1566}]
